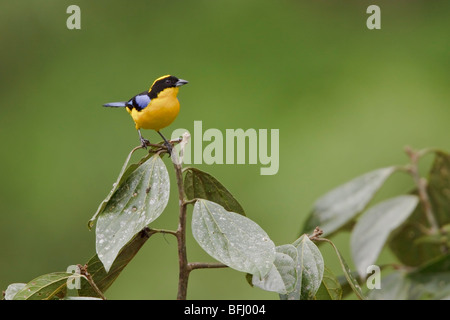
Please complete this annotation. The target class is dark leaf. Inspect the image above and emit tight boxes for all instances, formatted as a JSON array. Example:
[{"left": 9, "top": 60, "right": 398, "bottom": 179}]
[
  {"left": 78, "top": 227, "right": 155, "bottom": 297},
  {"left": 184, "top": 168, "right": 245, "bottom": 216},
  {"left": 390, "top": 151, "right": 450, "bottom": 266},
  {"left": 314, "top": 266, "right": 342, "bottom": 300}
]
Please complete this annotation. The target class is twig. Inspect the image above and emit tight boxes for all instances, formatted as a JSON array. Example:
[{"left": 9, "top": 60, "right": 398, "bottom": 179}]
[
  {"left": 404, "top": 146, "right": 440, "bottom": 234},
  {"left": 182, "top": 198, "right": 198, "bottom": 206},
  {"left": 308, "top": 226, "right": 324, "bottom": 240},
  {"left": 188, "top": 262, "right": 228, "bottom": 272},
  {"left": 78, "top": 264, "right": 106, "bottom": 300},
  {"left": 171, "top": 150, "right": 190, "bottom": 300},
  {"left": 149, "top": 228, "right": 178, "bottom": 237}
]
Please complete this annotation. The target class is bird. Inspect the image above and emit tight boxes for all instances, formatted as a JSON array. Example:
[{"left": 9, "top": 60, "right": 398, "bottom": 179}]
[{"left": 103, "top": 75, "right": 188, "bottom": 154}]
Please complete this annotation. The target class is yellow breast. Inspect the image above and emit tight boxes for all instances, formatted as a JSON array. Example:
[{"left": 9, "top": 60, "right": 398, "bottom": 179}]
[{"left": 128, "top": 87, "right": 180, "bottom": 131}]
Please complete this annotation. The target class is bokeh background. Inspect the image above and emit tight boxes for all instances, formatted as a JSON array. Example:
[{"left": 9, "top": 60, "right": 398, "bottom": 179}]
[{"left": 1, "top": 0, "right": 449, "bottom": 299}]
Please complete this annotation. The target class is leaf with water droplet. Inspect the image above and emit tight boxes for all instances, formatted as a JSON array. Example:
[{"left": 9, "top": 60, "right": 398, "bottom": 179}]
[
  {"left": 88, "top": 148, "right": 152, "bottom": 229},
  {"left": 191, "top": 199, "right": 275, "bottom": 278},
  {"left": 79, "top": 227, "right": 155, "bottom": 297},
  {"left": 184, "top": 168, "right": 245, "bottom": 216},
  {"left": 252, "top": 244, "right": 297, "bottom": 294},
  {"left": 95, "top": 154, "right": 170, "bottom": 272},
  {"left": 280, "top": 235, "right": 324, "bottom": 300}
]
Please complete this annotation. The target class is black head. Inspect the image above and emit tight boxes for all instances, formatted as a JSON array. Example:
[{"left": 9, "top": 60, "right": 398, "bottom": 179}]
[{"left": 148, "top": 75, "right": 188, "bottom": 99}]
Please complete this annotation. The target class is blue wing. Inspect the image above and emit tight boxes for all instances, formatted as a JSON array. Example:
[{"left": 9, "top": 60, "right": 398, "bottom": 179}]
[
  {"left": 103, "top": 92, "right": 151, "bottom": 111},
  {"left": 127, "top": 92, "right": 151, "bottom": 111}
]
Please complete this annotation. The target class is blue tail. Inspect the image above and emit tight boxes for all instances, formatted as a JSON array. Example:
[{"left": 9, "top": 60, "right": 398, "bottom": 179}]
[{"left": 103, "top": 101, "right": 127, "bottom": 108}]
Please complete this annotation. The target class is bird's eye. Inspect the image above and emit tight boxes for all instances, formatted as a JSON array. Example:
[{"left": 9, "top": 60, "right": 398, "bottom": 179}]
[{"left": 165, "top": 79, "right": 171, "bottom": 84}]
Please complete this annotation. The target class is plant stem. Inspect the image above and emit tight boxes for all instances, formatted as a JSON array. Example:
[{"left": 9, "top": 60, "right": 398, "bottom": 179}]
[
  {"left": 172, "top": 151, "right": 190, "bottom": 300},
  {"left": 78, "top": 264, "right": 106, "bottom": 300},
  {"left": 168, "top": 133, "right": 226, "bottom": 299},
  {"left": 150, "top": 228, "right": 178, "bottom": 237},
  {"left": 404, "top": 146, "right": 440, "bottom": 234},
  {"left": 188, "top": 262, "right": 228, "bottom": 271}
]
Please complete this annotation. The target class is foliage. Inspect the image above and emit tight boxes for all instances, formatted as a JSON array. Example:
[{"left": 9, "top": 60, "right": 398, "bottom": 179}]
[
  {"left": 303, "top": 148, "right": 450, "bottom": 299},
  {"left": 3, "top": 145, "right": 449, "bottom": 300}
]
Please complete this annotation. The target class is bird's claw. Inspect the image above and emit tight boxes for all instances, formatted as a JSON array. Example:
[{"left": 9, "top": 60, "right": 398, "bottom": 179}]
[
  {"left": 140, "top": 138, "right": 150, "bottom": 149},
  {"left": 164, "top": 142, "right": 173, "bottom": 157}
]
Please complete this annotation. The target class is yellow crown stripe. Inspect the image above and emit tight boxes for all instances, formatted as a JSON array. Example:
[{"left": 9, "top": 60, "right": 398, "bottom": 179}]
[{"left": 148, "top": 75, "right": 171, "bottom": 92}]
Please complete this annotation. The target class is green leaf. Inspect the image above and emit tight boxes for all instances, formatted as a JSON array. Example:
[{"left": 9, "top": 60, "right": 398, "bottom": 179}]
[
  {"left": 252, "top": 244, "right": 297, "bottom": 294},
  {"left": 406, "top": 254, "right": 450, "bottom": 300},
  {"left": 410, "top": 253, "right": 450, "bottom": 274},
  {"left": 88, "top": 148, "right": 152, "bottom": 229},
  {"left": 95, "top": 154, "right": 170, "bottom": 272},
  {"left": 369, "top": 255, "right": 450, "bottom": 300},
  {"left": 304, "top": 167, "right": 396, "bottom": 236},
  {"left": 414, "top": 233, "right": 448, "bottom": 246},
  {"left": 367, "top": 271, "right": 410, "bottom": 300},
  {"left": 427, "top": 152, "right": 450, "bottom": 226},
  {"left": 3, "top": 283, "right": 26, "bottom": 300},
  {"left": 314, "top": 266, "right": 342, "bottom": 300},
  {"left": 280, "top": 235, "right": 324, "bottom": 300},
  {"left": 78, "top": 227, "right": 155, "bottom": 298},
  {"left": 191, "top": 199, "right": 275, "bottom": 278},
  {"left": 184, "top": 167, "right": 245, "bottom": 216},
  {"left": 337, "top": 272, "right": 361, "bottom": 298},
  {"left": 13, "top": 272, "right": 82, "bottom": 300},
  {"left": 351, "top": 195, "right": 419, "bottom": 278},
  {"left": 390, "top": 151, "right": 450, "bottom": 266},
  {"left": 318, "top": 238, "right": 366, "bottom": 300},
  {"left": 64, "top": 296, "right": 103, "bottom": 300}
]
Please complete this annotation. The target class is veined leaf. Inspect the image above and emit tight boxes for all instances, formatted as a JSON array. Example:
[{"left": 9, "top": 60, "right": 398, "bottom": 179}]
[
  {"left": 280, "top": 235, "right": 324, "bottom": 300},
  {"left": 351, "top": 195, "right": 419, "bottom": 278},
  {"left": 192, "top": 199, "right": 275, "bottom": 278},
  {"left": 184, "top": 167, "right": 245, "bottom": 216},
  {"left": 314, "top": 266, "right": 342, "bottom": 300},
  {"left": 13, "top": 272, "right": 82, "bottom": 300},
  {"left": 88, "top": 148, "right": 152, "bottom": 229},
  {"left": 95, "top": 154, "right": 169, "bottom": 272},
  {"left": 252, "top": 244, "right": 297, "bottom": 294},
  {"left": 304, "top": 167, "right": 396, "bottom": 236}
]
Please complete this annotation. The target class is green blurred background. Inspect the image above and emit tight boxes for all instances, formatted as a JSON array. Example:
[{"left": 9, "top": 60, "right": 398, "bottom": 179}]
[{"left": 1, "top": 0, "right": 449, "bottom": 299}]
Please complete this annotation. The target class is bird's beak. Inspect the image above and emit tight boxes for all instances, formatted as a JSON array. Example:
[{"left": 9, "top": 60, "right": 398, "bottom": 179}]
[{"left": 176, "top": 79, "right": 188, "bottom": 87}]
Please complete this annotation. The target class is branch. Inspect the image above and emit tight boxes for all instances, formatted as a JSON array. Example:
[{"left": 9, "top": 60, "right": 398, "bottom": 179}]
[
  {"left": 78, "top": 264, "right": 106, "bottom": 300},
  {"left": 404, "top": 146, "right": 440, "bottom": 234},
  {"left": 188, "top": 262, "right": 228, "bottom": 272},
  {"left": 149, "top": 228, "right": 178, "bottom": 237},
  {"left": 308, "top": 226, "right": 324, "bottom": 240},
  {"left": 171, "top": 141, "right": 190, "bottom": 300}
]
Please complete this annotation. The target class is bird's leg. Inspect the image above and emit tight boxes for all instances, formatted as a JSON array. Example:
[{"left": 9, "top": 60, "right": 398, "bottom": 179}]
[
  {"left": 138, "top": 129, "right": 150, "bottom": 148},
  {"left": 157, "top": 131, "right": 173, "bottom": 156}
]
